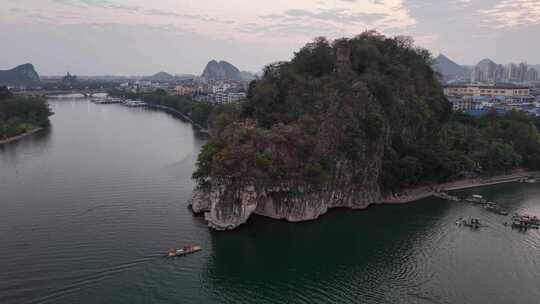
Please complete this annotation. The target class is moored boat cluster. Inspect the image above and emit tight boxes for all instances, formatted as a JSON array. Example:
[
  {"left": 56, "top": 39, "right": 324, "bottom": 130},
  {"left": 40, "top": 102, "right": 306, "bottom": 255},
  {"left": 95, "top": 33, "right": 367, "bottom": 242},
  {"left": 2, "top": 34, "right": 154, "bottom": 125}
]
[
  {"left": 91, "top": 96, "right": 147, "bottom": 107},
  {"left": 456, "top": 194, "right": 539, "bottom": 231}
]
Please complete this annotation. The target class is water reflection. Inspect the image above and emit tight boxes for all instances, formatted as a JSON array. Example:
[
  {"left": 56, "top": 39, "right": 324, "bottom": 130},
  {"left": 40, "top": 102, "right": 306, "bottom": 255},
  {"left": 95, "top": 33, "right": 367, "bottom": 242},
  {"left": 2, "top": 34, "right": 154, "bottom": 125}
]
[
  {"left": 0, "top": 127, "right": 52, "bottom": 159},
  {"left": 203, "top": 200, "right": 452, "bottom": 304}
]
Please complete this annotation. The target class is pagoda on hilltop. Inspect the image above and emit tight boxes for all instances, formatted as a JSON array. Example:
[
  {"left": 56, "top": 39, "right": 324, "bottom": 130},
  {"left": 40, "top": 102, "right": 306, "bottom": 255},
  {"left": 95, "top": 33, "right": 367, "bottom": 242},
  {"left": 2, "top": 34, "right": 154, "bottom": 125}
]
[{"left": 335, "top": 42, "right": 352, "bottom": 73}]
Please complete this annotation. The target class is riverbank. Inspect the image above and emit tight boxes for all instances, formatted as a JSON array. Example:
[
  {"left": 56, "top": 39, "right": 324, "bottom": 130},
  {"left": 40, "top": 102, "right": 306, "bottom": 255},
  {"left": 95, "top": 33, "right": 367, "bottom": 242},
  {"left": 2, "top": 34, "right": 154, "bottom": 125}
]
[
  {"left": 144, "top": 103, "right": 209, "bottom": 133},
  {"left": 107, "top": 90, "right": 212, "bottom": 134},
  {"left": 0, "top": 128, "right": 42, "bottom": 145},
  {"left": 382, "top": 169, "right": 536, "bottom": 204}
]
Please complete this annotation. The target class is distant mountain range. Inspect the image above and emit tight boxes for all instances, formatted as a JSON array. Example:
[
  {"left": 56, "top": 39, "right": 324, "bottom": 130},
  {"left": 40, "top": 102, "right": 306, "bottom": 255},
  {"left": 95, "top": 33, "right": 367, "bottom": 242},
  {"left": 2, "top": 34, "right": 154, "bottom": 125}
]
[
  {"left": 201, "top": 60, "right": 255, "bottom": 81},
  {"left": 0, "top": 63, "right": 41, "bottom": 87},
  {"left": 144, "top": 72, "right": 176, "bottom": 82},
  {"left": 432, "top": 54, "right": 472, "bottom": 80},
  {"left": 143, "top": 72, "right": 197, "bottom": 82}
]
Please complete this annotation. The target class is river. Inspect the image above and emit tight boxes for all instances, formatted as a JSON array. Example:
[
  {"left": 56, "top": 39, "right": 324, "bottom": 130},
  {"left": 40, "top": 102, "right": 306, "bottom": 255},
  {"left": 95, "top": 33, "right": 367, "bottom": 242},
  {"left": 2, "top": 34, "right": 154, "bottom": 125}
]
[{"left": 1, "top": 98, "right": 539, "bottom": 304}]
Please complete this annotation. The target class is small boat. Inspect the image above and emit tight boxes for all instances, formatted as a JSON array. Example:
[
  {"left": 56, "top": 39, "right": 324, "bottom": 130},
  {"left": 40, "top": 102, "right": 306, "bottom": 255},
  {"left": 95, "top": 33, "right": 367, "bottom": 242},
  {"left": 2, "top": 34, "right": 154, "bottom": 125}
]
[
  {"left": 123, "top": 100, "right": 147, "bottom": 107},
  {"left": 456, "top": 218, "right": 482, "bottom": 229},
  {"left": 510, "top": 221, "right": 539, "bottom": 230},
  {"left": 434, "top": 192, "right": 459, "bottom": 201},
  {"left": 167, "top": 245, "right": 202, "bottom": 257},
  {"left": 483, "top": 202, "right": 508, "bottom": 216},
  {"left": 512, "top": 214, "right": 540, "bottom": 225},
  {"left": 465, "top": 195, "right": 486, "bottom": 204}
]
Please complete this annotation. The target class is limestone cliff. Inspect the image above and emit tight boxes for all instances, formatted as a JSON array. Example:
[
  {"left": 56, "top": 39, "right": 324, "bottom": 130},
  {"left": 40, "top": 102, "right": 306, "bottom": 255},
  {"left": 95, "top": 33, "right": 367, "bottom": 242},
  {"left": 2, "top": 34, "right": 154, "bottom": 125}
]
[
  {"left": 0, "top": 63, "right": 41, "bottom": 87},
  {"left": 201, "top": 60, "right": 242, "bottom": 81},
  {"left": 191, "top": 158, "right": 383, "bottom": 230}
]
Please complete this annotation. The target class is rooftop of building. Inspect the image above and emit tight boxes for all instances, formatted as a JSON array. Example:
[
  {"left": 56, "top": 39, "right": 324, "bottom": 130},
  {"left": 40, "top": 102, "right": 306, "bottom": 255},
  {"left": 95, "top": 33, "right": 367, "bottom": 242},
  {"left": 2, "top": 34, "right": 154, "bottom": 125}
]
[{"left": 444, "top": 83, "right": 529, "bottom": 89}]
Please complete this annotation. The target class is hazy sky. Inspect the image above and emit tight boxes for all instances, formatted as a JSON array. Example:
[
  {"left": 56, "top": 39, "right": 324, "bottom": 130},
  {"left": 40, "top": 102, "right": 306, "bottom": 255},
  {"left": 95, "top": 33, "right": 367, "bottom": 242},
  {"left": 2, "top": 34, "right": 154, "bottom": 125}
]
[{"left": 1, "top": 0, "right": 539, "bottom": 75}]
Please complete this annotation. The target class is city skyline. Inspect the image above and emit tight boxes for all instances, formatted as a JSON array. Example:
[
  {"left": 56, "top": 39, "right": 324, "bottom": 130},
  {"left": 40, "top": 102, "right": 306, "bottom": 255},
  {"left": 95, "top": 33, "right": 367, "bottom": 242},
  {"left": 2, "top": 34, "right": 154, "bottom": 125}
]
[{"left": 1, "top": 0, "right": 540, "bottom": 75}]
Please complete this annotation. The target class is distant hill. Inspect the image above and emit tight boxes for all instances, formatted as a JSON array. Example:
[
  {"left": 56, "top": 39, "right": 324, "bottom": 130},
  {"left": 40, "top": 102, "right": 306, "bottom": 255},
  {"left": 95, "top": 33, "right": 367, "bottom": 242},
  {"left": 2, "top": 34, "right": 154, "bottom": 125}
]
[
  {"left": 175, "top": 74, "right": 196, "bottom": 80},
  {"left": 476, "top": 58, "right": 497, "bottom": 69},
  {"left": 240, "top": 71, "right": 256, "bottom": 81},
  {"left": 201, "top": 60, "right": 242, "bottom": 81},
  {"left": 144, "top": 72, "right": 175, "bottom": 82},
  {"left": 533, "top": 65, "right": 540, "bottom": 73},
  {"left": 432, "top": 54, "right": 471, "bottom": 80},
  {"left": 0, "top": 63, "right": 41, "bottom": 87}
]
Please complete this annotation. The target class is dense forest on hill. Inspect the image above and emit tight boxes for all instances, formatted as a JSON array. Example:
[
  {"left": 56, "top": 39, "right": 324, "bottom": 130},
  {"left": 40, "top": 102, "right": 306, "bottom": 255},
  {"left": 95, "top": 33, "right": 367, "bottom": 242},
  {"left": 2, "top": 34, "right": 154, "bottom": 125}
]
[
  {"left": 193, "top": 32, "right": 540, "bottom": 193},
  {"left": 108, "top": 89, "right": 213, "bottom": 128},
  {"left": 0, "top": 87, "right": 52, "bottom": 140}
]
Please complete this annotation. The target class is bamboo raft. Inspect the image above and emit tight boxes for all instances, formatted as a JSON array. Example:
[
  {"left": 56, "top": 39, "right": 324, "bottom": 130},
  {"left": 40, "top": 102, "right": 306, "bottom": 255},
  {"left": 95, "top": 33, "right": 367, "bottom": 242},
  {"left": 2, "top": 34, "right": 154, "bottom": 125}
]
[{"left": 167, "top": 245, "right": 202, "bottom": 257}]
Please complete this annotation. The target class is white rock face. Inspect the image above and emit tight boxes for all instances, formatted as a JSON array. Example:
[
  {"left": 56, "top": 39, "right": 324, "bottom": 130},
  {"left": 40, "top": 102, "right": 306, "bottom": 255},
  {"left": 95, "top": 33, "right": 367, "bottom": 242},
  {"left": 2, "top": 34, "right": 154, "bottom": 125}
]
[
  {"left": 190, "top": 159, "right": 383, "bottom": 230},
  {"left": 189, "top": 189, "right": 212, "bottom": 214}
]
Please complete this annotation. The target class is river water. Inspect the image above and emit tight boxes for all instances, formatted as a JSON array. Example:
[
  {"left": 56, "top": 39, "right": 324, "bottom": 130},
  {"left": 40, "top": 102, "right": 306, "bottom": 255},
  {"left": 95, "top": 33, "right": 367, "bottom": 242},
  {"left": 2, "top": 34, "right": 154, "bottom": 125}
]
[{"left": 1, "top": 98, "right": 539, "bottom": 304}]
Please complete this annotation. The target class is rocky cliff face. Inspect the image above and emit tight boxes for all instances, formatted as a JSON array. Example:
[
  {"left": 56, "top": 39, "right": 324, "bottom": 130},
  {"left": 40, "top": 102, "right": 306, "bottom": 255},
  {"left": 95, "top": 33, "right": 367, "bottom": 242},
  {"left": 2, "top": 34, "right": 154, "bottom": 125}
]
[
  {"left": 192, "top": 152, "right": 383, "bottom": 230},
  {"left": 0, "top": 63, "right": 41, "bottom": 87}
]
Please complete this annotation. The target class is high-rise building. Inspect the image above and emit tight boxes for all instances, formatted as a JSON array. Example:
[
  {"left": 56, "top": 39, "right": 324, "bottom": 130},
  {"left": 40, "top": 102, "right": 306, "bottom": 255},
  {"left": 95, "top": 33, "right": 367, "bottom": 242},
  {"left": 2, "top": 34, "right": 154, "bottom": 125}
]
[
  {"left": 526, "top": 68, "right": 538, "bottom": 82},
  {"left": 518, "top": 63, "right": 528, "bottom": 83},
  {"left": 472, "top": 60, "right": 539, "bottom": 83}
]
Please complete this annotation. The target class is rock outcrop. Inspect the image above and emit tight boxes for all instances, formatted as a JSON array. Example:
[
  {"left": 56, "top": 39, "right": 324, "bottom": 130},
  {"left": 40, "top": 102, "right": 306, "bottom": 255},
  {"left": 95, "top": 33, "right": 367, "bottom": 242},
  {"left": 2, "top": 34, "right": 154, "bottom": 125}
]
[
  {"left": 201, "top": 60, "right": 242, "bottom": 81},
  {"left": 190, "top": 33, "right": 452, "bottom": 231},
  {"left": 0, "top": 63, "right": 41, "bottom": 87}
]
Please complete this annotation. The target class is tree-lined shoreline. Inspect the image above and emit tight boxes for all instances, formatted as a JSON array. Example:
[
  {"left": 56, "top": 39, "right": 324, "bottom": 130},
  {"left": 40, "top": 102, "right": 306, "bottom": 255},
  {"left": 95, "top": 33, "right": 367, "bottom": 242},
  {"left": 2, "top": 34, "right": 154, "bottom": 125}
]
[
  {"left": 0, "top": 127, "right": 42, "bottom": 145},
  {"left": 108, "top": 89, "right": 214, "bottom": 130},
  {"left": 0, "top": 86, "right": 52, "bottom": 144}
]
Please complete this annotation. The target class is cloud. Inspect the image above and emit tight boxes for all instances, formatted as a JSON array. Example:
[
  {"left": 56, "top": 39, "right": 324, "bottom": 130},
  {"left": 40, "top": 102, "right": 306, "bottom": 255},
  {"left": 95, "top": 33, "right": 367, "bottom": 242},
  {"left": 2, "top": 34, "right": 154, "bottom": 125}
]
[
  {"left": 143, "top": 9, "right": 234, "bottom": 24},
  {"left": 481, "top": 0, "right": 540, "bottom": 28},
  {"left": 5, "top": 0, "right": 416, "bottom": 44},
  {"left": 50, "top": 0, "right": 140, "bottom": 14},
  {"left": 250, "top": 0, "right": 416, "bottom": 41},
  {"left": 238, "top": 20, "right": 344, "bottom": 37},
  {"left": 283, "top": 8, "right": 388, "bottom": 24}
]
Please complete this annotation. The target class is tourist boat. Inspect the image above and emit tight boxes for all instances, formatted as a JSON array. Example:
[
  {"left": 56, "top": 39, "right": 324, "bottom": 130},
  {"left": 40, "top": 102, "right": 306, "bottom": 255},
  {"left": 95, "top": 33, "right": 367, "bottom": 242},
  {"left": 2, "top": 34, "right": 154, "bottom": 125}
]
[
  {"left": 456, "top": 218, "right": 482, "bottom": 229},
  {"left": 509, "top": 220, "right": 539, "bottom": 230},
  {"left": 512, "top": 214, "right": 540, "bottom": 226},
  {"left": 167, "top": 245, "right": 202, "bottom": 257},
  {"left": 484, "top": 202, "right": 509, "bottom": 216},
  {"left": 91, "top": 98, "right": 105, "bottom": 104},
  {"left": 123, "top": 100, "right": 147, "bottom": 107},
  {"left": 465, "top": 194, "right": 486, "bottom": 204},
  {"left": 504, "top": 214, "right": 540, "bottom": 230}
]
